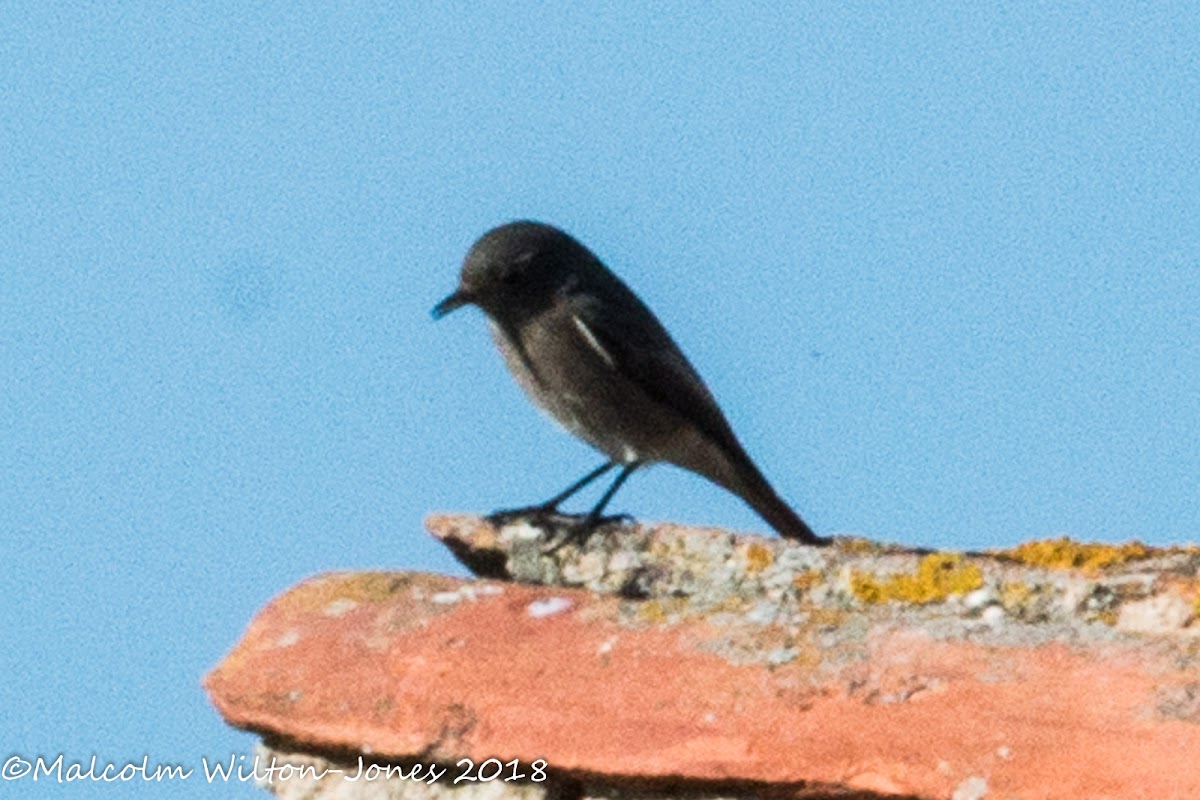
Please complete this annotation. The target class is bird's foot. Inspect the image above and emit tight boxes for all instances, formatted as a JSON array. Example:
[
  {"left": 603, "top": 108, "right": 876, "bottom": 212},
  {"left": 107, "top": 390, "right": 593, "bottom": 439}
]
[
  {"left": 541, "top": 511, "right": 634, "bottom": 554},
  {"left": 485, "top": 505, "right": 636, "bottom": 552}
]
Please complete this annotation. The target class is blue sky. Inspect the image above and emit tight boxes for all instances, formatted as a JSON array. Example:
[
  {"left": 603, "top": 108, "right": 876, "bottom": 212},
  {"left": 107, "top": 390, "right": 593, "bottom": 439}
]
[{"left": 2, "top": 3, "right": 1197, "bottom": 797}]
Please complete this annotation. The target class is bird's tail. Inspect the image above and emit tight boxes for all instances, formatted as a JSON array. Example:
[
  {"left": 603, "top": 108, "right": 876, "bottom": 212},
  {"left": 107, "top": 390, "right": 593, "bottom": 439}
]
[
  {"left": 721, "top": 446, "right": 829, "bottom": 545},
  {"left": 743, "top": 481, "right": 827, "bottom": 544}
]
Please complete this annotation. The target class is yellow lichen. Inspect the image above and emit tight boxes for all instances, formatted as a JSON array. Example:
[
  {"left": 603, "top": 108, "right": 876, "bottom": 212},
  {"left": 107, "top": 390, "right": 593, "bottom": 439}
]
[
  {"left": 792, "top": 569, "right": 822, "bottom": 591},
  {"left": 634, "top": 597, "right": 690, "bottom": 624},
  {"left": 741, "top": 541, "right": 775, "bottom": 573},
  {"left": 999, "top": 537, "right": 1151, "bottom": 573},
  {"left": 838, "top": 537, "right": 880, "bottom": 555},
  {"left": 635, "top": 600, "right": 667, "bottom": 624},
  {"left": 1000, "top": 581, "right": 1033, "bottom": 611},
  {"left": 804, "top": 607, "right": 849, "bottom": 627},
  {"left": 850, "top": 553, "right": 984, "bottom": 605}
]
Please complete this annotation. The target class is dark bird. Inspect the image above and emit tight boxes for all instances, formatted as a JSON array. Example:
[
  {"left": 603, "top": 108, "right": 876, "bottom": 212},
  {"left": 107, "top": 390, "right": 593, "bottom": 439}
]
[{"left": 433, "top": 221, "right": 827, "bottom": 546}]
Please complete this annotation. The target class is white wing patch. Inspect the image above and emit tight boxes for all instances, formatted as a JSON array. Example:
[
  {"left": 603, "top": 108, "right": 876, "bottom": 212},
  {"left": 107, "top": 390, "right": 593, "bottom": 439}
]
[{"left": 571, "top": 314, "right": 616, "bottom": 368}]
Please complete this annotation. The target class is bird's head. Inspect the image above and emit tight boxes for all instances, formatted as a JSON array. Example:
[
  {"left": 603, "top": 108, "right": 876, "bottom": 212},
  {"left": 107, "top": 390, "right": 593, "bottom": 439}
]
[{"left": 433, "top": 221, "right": 592, "bottom": 321}]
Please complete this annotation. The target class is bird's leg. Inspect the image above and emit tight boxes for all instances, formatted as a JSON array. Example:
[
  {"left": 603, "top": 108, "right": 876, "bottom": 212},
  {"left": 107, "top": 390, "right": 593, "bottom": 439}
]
[
  {"left": 540, "top": 461, "right": 619, "bottom": 511},
  {"left": 546, "top": 462, "right": 642, "bottom": 551},
  {"left": 486, "top": 461, "right": 616, "bottom": 526},
  {"left": 583, "top": 461, "right": 640, "bottom": 525}
]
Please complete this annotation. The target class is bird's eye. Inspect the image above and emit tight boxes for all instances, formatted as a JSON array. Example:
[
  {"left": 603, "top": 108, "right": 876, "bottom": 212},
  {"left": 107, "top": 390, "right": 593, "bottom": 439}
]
[
  {"left": 500, "top": 255, "right": 531, "bottom": 283},
  {"left": 508, "top": 250, "right": 537, "bottom": 276}
]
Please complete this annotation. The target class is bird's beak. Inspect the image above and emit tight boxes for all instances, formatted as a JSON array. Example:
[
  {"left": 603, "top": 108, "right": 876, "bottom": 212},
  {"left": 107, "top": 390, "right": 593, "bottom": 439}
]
[{"left": 432, "top": 288, "right": 473, "bottom": 319}]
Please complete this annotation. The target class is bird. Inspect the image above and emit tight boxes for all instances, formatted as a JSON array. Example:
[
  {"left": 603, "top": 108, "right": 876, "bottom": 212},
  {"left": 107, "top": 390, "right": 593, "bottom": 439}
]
[{"left": 433, "top": 220, "right": 827, "bottom": 546}]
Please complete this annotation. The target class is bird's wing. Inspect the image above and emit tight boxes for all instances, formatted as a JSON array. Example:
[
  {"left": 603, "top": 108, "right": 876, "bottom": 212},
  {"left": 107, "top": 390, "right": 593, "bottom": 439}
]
[{"left": 568, "top": 283, "right": 746, "bottom": 459}]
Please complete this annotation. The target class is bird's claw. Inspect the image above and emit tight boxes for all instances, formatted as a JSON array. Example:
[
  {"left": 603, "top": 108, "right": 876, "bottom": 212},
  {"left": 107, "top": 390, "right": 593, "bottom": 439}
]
[
  {"left": 540, "top": 511, "right": 636, "bottom": 554},
  {"left": 485, "top": 503, "right": 637, "bottom": 554}
]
